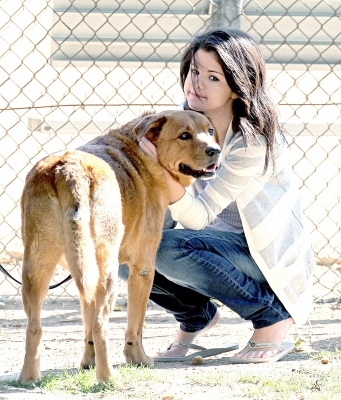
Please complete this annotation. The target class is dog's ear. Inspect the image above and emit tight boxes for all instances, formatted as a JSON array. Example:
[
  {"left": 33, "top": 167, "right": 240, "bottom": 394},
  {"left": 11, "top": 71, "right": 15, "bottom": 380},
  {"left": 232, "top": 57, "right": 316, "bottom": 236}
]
[{"left": 133, "top": 114, "right": 167, "bottom": 143}]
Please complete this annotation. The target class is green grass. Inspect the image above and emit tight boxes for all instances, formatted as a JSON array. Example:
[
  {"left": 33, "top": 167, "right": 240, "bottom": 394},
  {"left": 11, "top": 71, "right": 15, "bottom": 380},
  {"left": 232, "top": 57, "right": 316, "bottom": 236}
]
[
  {"left": 237, "top": 367, "right": 340, "bottom": 399},
  {"left": 188, "top": 365, "right": 341, "bottom": 400},
  {"left": 309, "top": 346, "right": 341, "bottom": 361},
  {"left": 186, "top": 349, "right": 341, "bottom": 400},
  {"left": 0, "top": 365, "right": 166, "bottom": 397},
  {"left": 1, "top": 351, "right": 341, "bottom": 399}
]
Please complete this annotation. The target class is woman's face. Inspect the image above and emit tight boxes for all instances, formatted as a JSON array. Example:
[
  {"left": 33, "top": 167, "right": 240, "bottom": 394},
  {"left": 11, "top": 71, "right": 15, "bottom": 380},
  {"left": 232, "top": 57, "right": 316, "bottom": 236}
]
[{"left": 184, "top": 49, "right": 236, "bottom": 117}]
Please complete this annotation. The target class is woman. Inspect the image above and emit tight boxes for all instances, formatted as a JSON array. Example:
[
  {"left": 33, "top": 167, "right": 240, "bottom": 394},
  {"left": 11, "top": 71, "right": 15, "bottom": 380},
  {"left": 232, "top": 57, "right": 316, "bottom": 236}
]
[{"left": 137, "top": 26, "right": 315, "bottom": 363}]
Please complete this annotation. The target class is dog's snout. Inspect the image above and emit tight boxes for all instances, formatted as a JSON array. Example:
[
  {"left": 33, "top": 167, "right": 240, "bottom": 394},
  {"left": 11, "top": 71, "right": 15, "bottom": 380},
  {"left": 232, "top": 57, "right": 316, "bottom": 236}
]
[{"left": 205, "top": 147, "right": 221, "bottom": 158}]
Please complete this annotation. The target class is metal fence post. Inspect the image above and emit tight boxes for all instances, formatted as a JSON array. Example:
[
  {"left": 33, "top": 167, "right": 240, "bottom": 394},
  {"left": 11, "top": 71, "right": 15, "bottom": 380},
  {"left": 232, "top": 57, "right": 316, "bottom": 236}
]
[{"left": 211, "top": 0, "right": 243, "bottom": 28}]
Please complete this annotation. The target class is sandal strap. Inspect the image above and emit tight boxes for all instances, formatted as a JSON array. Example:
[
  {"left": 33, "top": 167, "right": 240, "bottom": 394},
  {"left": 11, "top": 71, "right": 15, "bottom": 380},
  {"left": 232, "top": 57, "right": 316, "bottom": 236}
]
[
  {"left": 248, "top": 341, "right": 284, "bottom": 351},
  {"left": 167, "top": 342, "right": 206, "bottom": 351}
]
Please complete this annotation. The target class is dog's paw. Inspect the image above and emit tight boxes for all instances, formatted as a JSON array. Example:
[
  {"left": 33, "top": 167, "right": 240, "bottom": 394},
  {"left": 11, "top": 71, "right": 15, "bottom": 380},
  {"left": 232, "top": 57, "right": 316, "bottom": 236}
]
[
  {"left": 96, "top": 366, "right": 121, "bottom": 383},
  {"left": 17, "top": 370, "right": 41, "bottom": 384},
  {"left": 80, "top": 358, "right": 96, "bottom": 370}
]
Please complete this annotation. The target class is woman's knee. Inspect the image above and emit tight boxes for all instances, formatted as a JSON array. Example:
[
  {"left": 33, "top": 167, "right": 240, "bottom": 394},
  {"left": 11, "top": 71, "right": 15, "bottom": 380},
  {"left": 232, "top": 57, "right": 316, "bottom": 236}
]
[{"left": 156, "top": 229, "right": 191, "bottom": 274}]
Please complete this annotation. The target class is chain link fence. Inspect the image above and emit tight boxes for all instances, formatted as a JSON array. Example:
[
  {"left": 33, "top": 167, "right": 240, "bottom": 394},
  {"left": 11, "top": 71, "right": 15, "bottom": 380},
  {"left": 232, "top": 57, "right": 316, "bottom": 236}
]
[{"left": 0, "top": 0, "right": 340, "bottom": 301}]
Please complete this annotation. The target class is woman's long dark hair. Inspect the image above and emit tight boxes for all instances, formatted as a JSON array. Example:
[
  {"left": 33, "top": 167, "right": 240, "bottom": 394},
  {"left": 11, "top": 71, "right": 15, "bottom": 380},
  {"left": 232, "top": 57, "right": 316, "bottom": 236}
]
[{"left": 180, "top": 26, "right": 282, "bottom": 172}]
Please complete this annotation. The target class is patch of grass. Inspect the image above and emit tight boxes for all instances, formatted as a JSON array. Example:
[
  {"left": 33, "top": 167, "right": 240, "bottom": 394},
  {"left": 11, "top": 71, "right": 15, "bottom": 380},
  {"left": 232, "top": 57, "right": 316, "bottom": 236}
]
[
  {"left": 0, "top": 365, "right": 167, "bottom": 396},
  {"left": 117, "top": 364, "right": 165, "bottom": 382},
  {"left": 309, "top": 347, "right": 341, "bottom": 361},
  {"left": 188, "top": 366, "right": 341, "bottom": 399},
  {"left": 187, "top": 371, "right": 233, "bottom": 388},
  {"left": 0, "top": 378, "right": 33, "bottom": 391},
  {"left": 37, "top": 368, "right": 113, "bottom": 394},
  {"left": 239, "top": 367, "right": 340, "bottom": 399},
  {"left": 2, "top": 360, "right": 341, "bottom": 399}
]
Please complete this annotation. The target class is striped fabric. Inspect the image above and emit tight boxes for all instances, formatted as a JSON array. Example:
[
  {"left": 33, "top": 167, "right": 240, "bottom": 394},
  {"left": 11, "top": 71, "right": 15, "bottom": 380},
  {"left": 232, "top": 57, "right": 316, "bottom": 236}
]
[
  {"left": 194, "top": 180, "right": 243, "bottom": 234},
  {"left": 169, "top": 123, "right": 315, "bottom": 325}
]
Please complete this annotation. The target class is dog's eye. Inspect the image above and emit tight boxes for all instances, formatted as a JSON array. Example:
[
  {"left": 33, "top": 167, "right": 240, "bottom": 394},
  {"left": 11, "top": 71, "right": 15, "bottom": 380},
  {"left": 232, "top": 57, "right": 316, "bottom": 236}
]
[
  {"left": 179, "top": 132, "right": 192, "bottom": 140},
  {"left": 208, "top": 128, "right": 214, "bottom": 136}
]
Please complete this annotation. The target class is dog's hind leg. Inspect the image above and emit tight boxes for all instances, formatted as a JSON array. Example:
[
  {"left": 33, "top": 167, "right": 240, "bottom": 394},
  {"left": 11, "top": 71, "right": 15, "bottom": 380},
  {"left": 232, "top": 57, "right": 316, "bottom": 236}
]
[
  {"left": 79, "top": 296, "right": 96, "bottom": 370},
  {"left": 79, "top": 272, "right": 117, "bottom": 375},
  {"left": 18, "top": 241, "right": 61, "bottom": 383},
  {"left": 78, "top": 260, "right": 119, "bottom": 382},
  {"left": 66, "top": 231, "right": 117, "bottom": 382},
  {"left": 93, "top": 270, "right": 118, "bottom": 381}
]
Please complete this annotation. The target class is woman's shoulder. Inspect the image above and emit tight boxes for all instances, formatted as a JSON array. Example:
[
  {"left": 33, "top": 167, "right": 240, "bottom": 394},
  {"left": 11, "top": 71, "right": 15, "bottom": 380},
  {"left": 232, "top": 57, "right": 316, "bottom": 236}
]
[
  {"left": 229, "top": 131, "right": 267, "bottom": 154},
  {"left": 231, "top": 129, "right": 286, "bottom": 150}
]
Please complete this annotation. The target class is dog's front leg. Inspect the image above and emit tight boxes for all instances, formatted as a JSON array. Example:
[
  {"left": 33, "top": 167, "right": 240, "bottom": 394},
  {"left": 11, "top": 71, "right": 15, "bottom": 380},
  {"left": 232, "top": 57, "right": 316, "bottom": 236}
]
[{"left": 124, "top": 264, "right": 154, "bottom": 366}]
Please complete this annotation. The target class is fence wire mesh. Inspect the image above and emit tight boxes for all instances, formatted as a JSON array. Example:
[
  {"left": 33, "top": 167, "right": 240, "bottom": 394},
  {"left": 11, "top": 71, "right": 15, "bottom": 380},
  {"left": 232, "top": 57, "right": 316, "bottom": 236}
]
[{"left": 0, "top": 0, "right": 340, "bottom": 301}]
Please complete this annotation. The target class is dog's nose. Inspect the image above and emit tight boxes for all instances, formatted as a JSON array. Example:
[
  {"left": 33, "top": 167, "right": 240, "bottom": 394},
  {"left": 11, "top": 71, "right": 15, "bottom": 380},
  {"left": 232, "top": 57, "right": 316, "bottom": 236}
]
[{"left": 205, "top": 147, "right": 221, "bottom": 158}]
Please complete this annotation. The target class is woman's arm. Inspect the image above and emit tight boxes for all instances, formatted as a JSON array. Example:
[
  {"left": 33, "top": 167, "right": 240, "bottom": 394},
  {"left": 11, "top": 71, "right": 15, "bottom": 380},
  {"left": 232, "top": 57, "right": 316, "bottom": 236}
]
[{"left": 139, "top": 134, "right": 268, "bottom": 230}]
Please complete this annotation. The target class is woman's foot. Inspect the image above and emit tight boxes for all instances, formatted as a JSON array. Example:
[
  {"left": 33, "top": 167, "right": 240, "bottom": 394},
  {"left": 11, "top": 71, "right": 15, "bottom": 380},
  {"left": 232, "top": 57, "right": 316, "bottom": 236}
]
[
  {"left": 233, "top": 317, "right": 294, "bottom": 359},
  {"left": 154, "top": 309, "right": 221, "bottom": 359}
]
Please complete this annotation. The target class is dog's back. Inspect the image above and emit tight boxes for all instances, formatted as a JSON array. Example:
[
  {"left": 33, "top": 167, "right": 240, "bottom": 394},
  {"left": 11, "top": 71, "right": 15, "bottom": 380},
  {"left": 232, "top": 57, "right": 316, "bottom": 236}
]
[{"left": 21, "top": 151, "right": 124, "bottom": 301}]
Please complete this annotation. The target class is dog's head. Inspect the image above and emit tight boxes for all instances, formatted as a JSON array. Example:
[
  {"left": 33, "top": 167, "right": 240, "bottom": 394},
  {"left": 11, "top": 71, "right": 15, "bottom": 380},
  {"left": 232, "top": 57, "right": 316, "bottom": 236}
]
[{"left": 132, "top": 110, "right": 221, "bottom": 187}]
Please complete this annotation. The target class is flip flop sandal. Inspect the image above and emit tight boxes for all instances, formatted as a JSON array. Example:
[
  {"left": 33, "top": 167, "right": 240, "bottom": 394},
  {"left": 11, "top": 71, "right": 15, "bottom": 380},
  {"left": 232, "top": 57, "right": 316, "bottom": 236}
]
[
  {"left": 227, "top": 341, "right": 295, "bottom": 363},
  {"left": 154, "top": 342, "right": 239, "bottom": 362}
]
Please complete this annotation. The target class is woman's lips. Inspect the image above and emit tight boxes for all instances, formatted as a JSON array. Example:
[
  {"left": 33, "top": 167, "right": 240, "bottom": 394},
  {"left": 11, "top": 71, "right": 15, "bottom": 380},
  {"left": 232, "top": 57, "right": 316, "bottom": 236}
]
[{"left": 189, "top": 91, "right": 205, "bottom": 99}]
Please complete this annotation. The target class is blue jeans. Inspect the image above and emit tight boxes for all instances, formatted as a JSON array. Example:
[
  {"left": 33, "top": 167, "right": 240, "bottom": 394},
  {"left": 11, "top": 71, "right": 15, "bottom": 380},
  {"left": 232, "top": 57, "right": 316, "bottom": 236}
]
[{"left": 119, "top": 228, "right": 291, "bottom": 332}]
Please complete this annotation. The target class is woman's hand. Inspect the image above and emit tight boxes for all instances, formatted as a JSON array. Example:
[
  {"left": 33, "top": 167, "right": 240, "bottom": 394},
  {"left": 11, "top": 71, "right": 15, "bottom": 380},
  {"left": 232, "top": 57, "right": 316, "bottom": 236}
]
[
  {"left": 139, "top": 137, "right": 158, "bottom": 160},
  {"left": 139, "top": 137, "right": 186, "bottom": 204}
]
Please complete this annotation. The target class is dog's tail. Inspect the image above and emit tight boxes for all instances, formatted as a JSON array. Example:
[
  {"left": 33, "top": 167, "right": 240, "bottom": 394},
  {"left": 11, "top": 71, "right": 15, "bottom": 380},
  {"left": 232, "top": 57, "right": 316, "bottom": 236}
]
[{"left": 54, "top": 151, "right": 123, "bottom": 302}]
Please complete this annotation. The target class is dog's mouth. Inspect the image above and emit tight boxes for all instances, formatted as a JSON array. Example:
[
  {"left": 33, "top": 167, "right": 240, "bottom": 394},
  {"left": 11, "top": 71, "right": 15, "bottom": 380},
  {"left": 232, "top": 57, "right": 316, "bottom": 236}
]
[{"left": 179, "top": 163, "right": 218, "bottom": 179}]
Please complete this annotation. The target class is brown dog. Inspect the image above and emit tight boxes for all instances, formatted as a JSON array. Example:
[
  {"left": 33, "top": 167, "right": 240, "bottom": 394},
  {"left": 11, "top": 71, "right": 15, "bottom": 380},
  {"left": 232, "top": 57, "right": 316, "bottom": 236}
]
[{"left": 18, "top": 110, "right": 221, "bottom": 383}]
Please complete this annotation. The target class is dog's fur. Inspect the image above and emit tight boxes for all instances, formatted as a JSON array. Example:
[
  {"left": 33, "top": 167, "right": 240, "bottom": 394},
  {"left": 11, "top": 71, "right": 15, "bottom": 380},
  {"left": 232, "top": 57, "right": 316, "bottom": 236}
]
[{"left": 18, "top": 110, "right": 221, "bottom": 383}]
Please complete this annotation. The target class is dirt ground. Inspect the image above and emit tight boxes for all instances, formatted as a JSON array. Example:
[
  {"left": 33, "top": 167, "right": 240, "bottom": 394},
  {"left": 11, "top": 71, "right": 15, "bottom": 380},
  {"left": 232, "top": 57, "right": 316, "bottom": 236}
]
[{"left": 0, "top": 280, "right": 341, "bottom": 399}]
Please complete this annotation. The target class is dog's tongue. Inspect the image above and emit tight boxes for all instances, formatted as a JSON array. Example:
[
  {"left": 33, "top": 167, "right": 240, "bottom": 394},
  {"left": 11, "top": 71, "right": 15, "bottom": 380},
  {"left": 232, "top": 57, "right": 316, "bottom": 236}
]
[{"left": 204, "top": 164, "right": 217, "bottom": 172}]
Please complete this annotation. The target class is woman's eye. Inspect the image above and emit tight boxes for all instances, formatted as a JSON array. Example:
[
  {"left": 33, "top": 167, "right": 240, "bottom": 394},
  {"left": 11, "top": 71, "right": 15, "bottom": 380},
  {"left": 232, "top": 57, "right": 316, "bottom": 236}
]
[
  {"left": 210, "top": 76, "right": 219, "bottom": 81},
  {"left": 179, "top": 132, "right": 192, "bottom": 140},
  {"left": 208, "top": 128, "right": 214, "bottom": 136},
  {"left": 191, "top": 69, "right": 199, "bottom": 75}
]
